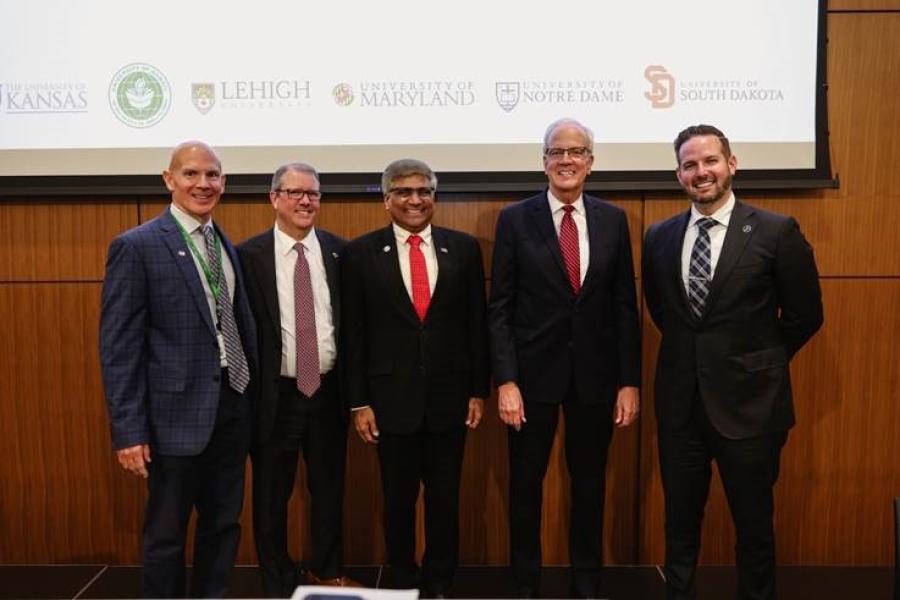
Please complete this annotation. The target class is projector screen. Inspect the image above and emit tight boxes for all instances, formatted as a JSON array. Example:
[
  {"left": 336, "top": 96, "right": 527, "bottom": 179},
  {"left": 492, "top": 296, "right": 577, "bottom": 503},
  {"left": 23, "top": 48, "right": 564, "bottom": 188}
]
[{"left": 0, "top": 0, "right": 833, "bottom": 194}]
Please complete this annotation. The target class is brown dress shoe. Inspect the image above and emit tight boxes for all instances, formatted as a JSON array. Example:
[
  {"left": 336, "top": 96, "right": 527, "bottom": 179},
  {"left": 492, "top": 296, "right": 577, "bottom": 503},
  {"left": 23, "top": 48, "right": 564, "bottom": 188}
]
[{"left": 306, "top": 573, "right": 365, "bottom": 588}]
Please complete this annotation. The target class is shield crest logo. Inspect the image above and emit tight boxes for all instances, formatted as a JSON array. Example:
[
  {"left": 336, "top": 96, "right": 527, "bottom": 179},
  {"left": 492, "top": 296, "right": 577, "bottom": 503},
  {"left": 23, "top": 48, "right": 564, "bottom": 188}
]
[
  {"left": 192, "top": 83, "right": 215, "bottom": 115},
  {"left": 496, "top": 82, "right": 520, "bottom": 112}
]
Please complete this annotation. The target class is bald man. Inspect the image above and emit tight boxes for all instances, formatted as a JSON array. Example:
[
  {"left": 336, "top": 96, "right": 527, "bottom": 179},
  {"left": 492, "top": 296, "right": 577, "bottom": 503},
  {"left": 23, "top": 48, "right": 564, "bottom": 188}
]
[{"left": 100, "top": 141, "right": 258, "bottom": 598}]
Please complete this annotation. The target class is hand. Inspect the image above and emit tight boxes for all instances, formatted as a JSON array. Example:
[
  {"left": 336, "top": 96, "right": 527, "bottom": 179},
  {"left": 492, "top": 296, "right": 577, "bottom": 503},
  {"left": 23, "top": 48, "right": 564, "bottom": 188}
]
[
  {"left": 116, "top": 444, "right": 151, "bottom": 478},
  {"left": 465, "top": 397, "right": 485, "bottom": 429},
  {"left": 353, "top": 407, "right": 380, "bottom": 444},
  {"left": 498, "top": 382, "right": 526, "bottom": 431},
  {"left": 614, "top": 386, "right": 640, "bottom": 428}
]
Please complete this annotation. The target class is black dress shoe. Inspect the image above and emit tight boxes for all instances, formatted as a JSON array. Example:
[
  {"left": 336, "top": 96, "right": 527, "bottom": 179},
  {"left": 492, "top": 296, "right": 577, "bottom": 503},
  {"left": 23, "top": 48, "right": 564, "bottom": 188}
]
[{"left": 514, "top": 587, "right": 538, "bottom": 599}]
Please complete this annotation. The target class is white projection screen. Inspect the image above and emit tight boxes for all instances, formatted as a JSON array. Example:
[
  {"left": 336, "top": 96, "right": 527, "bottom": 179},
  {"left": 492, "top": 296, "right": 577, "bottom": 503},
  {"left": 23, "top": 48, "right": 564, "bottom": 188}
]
[{"left": 0, "top": 0, "right": 834, "bottom": 195}]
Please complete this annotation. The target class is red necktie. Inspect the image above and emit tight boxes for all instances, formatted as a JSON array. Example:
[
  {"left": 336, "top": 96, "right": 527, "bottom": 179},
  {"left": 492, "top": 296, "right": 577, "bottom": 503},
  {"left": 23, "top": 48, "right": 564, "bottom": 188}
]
[
  {"left": 294, "top": 242, "right": 320, "bottom": 397},
  {"left": 559, "top": 205, "right": 581, "bottom": 294},
  {"left": 408, "top": 234, "right": 431, "bottom": 322}
]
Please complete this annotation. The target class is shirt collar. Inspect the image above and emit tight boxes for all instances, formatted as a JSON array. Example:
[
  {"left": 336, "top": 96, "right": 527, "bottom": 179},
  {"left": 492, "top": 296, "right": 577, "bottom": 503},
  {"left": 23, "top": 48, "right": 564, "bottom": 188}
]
[
  {"left": 170, "top": 202, "right": 209, "bottom": 234},
  {"left": 392, "top": 222, "right": 432, "bottom": 245},
  {"left": 689, "top": 191, "right": 735, "bottom": 229},
  {"left": 274, "top": 223, "right": 317, "bottom": 256},
  {"left": 547, "top": 190, "right": 585, "bottom": 215}
]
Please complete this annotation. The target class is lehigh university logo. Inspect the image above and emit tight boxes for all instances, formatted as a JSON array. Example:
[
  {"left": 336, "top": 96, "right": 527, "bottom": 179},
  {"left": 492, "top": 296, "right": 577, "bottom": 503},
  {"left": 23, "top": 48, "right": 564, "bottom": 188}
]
[{"left": 192, "top": 83, "right": 215, "bottom": 114}]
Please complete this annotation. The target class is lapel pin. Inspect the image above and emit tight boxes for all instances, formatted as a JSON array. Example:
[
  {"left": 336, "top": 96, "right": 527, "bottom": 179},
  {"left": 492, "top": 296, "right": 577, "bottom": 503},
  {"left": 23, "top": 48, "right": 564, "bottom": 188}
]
[
  {"left": 440, "top": 247, "right": 448, "bottom": 254},
  {"left": 383, "top": 245, "right": 391, "bottom": 253},
  {"left": 332, "top": 252, "right": 339, "bottom": 259},
  {"left": 178, "top": 250, "right": 186, "bottom": 257},
  {"left": 742, "top": 225, "right": 752, "bottom": 233}
]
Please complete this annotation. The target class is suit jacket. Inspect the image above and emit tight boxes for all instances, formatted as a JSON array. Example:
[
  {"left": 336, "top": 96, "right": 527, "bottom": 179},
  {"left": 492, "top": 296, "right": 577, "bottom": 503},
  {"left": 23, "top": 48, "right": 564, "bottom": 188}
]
[
  {"left": 237, "top": 227, "right": 346, "bottom": 445},
  {"left": 100, "top": 207, "right": 258, "bottom": 456},
  {"left": 342, "top": 225, "right": 490, "bottom": 434},
  {"left": 489, "top": 192, "right": 641, "bottom": 406},
  {"left": 642, "top": 199, "right": 823, "bottom": 439}
]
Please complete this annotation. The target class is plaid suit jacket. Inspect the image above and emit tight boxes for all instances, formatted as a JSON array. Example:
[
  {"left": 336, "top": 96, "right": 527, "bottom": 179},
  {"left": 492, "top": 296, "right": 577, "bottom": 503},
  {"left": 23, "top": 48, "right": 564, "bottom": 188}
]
[{"left": 100, "top": 207, "right": 257, "bottom": 456}]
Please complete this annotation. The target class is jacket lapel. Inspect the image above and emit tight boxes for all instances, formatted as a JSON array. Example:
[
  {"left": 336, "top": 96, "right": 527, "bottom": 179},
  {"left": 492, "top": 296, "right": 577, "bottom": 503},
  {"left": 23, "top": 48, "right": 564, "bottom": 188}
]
[
  {"left": 579, "top": 196, "right": 602, "bottom": 299},
  {"left": 158, "top": 208, "right": 217, "bottom": 337},
  {"left": 317, "top": 229, "right": 341, "bottom": 334},
  {"left": 527, "top": 193, "right": 570, "bottom": 292},
  {"left": 703, "top": 200, "right": 756, "bottom": 314},
  {"left": 253, "top": 228, "right": 281, "bottom": 337},
  {"left": 429, "top": 227, "right": 452, "bottom": 318},
  {"left": 666, "top": 211, "right": 695, "bottom": 323},
  {"left": 376, "top": 226, "right": 421, "bottom": 326}
]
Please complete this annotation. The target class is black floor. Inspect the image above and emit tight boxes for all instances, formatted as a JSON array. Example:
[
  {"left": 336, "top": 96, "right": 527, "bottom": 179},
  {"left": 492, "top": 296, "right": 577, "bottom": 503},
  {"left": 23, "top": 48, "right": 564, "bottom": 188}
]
[{"left": 0, "top": 565, "right": 893, "bottom": 599}]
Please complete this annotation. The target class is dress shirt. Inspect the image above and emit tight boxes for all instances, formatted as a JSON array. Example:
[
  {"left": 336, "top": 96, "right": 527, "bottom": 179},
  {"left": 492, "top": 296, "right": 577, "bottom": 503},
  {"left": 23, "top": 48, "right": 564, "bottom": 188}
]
[
  {"left": 274, "top": 225, "right": 337, "bottom": 376},
  {"left": 548, "top": 191, "right": 589, "bottom": 285},
  {"left": 393, "top": 222, "right": 438, "bottom": 298},
  {"left": 680, "top": 192, "right": 735, "bottom": 294}
]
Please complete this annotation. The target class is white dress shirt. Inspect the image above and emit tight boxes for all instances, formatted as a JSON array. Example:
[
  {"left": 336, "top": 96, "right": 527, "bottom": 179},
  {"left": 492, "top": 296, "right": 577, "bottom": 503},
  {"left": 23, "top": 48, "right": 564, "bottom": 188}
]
[
  {"left": 274, "top": 225, "right": 337, "bottom": 376},
  {"left": 548, "top": 191, "right": 590, "bottom": 285},
  {"left": 680, "top": 192, "right": 735, "bottom": 294},
  {"left": 393, "top": 222, "right": 438, "bottom": 298}
]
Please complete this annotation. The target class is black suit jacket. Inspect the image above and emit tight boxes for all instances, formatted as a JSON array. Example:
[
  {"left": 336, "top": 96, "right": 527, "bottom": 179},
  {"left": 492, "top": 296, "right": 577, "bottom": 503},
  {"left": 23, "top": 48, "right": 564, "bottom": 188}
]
[
  {"left": 238, "top": 227, "right": 345, "bottom": 445},
  {"left": 341, "top": 225, "right": 490, "bottom": 434},
  {"left": 642, "top": 199, "right": 824, "bottom": 439},
  {"left": 489, "top": 192, "right": 641, "bottom": 406}
]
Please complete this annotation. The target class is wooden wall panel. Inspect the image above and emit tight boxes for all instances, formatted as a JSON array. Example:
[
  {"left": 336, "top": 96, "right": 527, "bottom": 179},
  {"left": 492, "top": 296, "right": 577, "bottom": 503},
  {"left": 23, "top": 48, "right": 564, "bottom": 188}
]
[
  {"left": 829, "top": 1, "right": 900, "bottom": 11},
  {"left": 0, "top": 201, "right": 136, "bottom": 281}
]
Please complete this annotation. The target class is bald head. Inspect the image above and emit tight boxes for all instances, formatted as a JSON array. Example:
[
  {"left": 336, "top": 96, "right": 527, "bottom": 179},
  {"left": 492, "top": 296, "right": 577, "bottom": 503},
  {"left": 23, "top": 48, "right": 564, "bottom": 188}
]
[
  {"left": 162, "top": 140, "right": 225, "bottom": 224},
  {"left": 168, "top": 140, "right": 222, "bottom": 172}
]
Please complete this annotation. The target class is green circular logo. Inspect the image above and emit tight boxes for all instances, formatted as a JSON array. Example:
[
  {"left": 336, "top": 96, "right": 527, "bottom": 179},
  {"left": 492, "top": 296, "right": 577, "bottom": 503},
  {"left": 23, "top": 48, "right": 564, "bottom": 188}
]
[{"left": 108, "top": 63, "right": 171, "bottom": 128}]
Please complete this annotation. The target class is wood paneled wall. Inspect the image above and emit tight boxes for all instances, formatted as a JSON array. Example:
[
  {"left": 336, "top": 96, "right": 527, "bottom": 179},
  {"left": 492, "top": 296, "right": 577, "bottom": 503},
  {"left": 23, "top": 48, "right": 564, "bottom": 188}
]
[{"left": 2, "top": 9, "right": 899, "bottom": 567}]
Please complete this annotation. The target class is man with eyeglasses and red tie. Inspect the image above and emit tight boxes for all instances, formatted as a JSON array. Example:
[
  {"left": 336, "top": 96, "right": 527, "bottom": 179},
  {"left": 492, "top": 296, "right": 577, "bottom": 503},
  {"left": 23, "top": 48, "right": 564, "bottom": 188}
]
[
  {"left": 342, "top": 158, "right": 489, "bottom": 598},
  {"left": 238, "top": 163, "right": 360, "bottom": 596},
  {"left": 489, "top": 118, "right": 641, "bottom": 599}
]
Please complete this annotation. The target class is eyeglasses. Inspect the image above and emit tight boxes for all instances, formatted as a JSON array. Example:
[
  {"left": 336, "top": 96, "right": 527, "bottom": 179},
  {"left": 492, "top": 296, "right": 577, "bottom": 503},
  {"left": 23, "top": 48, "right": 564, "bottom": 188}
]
[
  {"left": 275, "top": 188, "right": 322, "bottom": 201},
  {"left": 543, "top": 146, "right": 592, "bottom": 160},
  {"left": 388, "top": 187, "right": 435, "bottom": 199}
]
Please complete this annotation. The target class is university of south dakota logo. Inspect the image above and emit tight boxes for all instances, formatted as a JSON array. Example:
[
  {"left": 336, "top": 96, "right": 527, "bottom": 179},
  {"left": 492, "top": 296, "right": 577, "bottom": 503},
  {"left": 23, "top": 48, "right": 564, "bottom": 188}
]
[
  {"left": 108, "top": 63, "right": 171, "bottom": 127},
  {"left": 495, "top": 81, "right": 520, "bottom": 112},
  {"left": 192, "top": 83, "right": 215, "bottom": 114},
  {"left": 332, "top": 83, "right": 354, "bottom": 106},
  {"left": 644, "top": 65, "right": 675, "bottom": 109}
]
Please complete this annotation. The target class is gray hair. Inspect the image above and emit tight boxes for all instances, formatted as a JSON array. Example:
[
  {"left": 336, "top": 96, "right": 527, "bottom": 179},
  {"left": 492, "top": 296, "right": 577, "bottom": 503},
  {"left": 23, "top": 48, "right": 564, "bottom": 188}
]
[
  {"left": 542, "top": 118, "right": 595, "bottom": 151},
  {"left": 270, "top": 162, "right": 320, "bottom": 191},
  {"left": 381, "top": 158, "right": 438, "bottom": 195}
]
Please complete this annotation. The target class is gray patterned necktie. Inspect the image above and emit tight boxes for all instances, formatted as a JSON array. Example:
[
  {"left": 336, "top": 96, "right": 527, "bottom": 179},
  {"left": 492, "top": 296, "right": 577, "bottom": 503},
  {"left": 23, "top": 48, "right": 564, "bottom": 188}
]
[
  {"left": 202, "top": 225, "right": 250, "bottom": 393},
  {"left": 688, "top": 217, "right": 716, "bottom": 319}
]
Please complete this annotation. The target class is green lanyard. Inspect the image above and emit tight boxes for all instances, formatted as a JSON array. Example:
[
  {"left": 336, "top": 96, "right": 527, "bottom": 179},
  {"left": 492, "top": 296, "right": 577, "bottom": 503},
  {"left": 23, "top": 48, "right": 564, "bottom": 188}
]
[{"left": 174, "top": 218, "right": 223, "bottom": 302}]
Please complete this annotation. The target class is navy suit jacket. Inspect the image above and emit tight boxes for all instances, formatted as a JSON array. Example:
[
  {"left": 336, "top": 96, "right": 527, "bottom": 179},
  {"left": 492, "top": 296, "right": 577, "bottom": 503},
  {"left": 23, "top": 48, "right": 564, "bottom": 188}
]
[
  {"left": 237, "top": 227, "right": 345, "bottom": 445},
  {"left": 100, "top": 207, "right": 258, "bottom": 456},
  {"left": 342, "top": 225, "right": 490, "bottom": 433},
  {"left": 642, "top": 199, "right": 823, "bottom": 438},
  {"left": 489, "top": 192, "right": 641, "bottom": 406}
]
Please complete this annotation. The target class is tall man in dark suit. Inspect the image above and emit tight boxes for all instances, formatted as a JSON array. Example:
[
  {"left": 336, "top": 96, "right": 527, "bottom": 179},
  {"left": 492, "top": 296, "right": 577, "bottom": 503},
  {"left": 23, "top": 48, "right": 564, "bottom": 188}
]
[
  {"left": 100, "top": 141, "right": 257, "bottom": 598},
  {"left": 489, "top": 118, "right": 641, "bottom": 599},
  {"left": 343, "top": 159, "right": 489, "bottom": 597},
  {"left": 642, "top": 124, "right": 824, "bottom": 600},
  {"left": 238, "top": 163, "right": 359, "bottom": 597}
]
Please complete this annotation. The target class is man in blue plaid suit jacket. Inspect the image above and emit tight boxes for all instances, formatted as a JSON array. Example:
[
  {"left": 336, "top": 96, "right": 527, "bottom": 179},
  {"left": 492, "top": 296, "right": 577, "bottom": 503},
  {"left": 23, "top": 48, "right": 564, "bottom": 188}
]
[{"left": 100, "top": 141, "right": 257, "bottom": 598}]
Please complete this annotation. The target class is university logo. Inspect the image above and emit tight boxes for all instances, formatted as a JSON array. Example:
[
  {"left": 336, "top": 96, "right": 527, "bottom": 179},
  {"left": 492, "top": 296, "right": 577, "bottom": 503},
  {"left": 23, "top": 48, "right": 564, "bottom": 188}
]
[
  {"left": 332, "top": 82, "right": 354, "bottom": 106},
  {"left": 495, "top": 81, "right": 520, "bottom": 112},
  {"left": 192, "top": 83, "right": 215, "bottom": 114},
  {"left": 644, "top": 65, "right": 675, "bottom": 109},
  {"left": 108, "top": 63, "right": 171, "bottom": 127}
]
